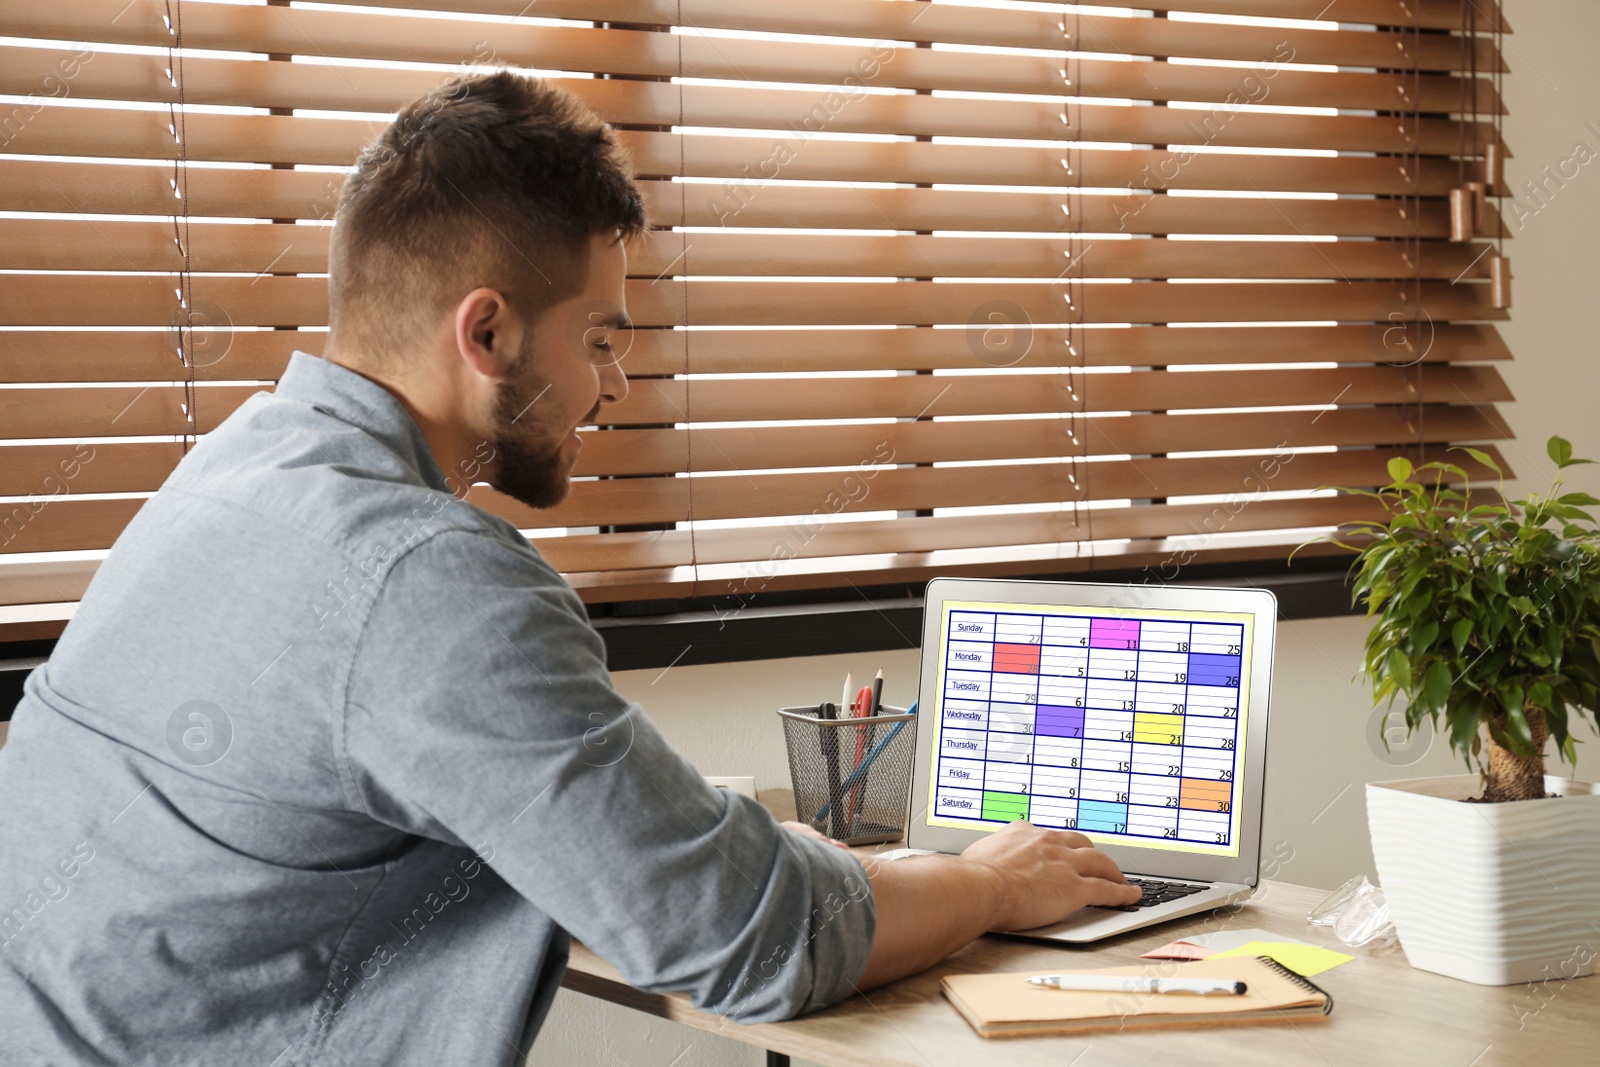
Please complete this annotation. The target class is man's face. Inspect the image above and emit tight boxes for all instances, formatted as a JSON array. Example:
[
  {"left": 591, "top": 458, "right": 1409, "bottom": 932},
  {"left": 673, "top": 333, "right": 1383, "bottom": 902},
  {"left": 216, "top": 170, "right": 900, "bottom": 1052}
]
[{"left": 488, "top": 233, "right": 630, "bottom": 510}]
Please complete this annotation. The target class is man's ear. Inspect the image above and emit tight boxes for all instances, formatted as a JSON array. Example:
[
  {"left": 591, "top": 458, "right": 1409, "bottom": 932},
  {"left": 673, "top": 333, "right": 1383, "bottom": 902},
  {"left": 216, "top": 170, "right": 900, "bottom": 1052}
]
[{"left": 452, "top": 287, "right": 522, "bottom": 380}]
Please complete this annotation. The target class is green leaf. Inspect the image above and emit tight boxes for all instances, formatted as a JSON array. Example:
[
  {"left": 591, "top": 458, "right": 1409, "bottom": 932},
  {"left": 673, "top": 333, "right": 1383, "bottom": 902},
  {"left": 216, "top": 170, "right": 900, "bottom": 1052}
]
[
  {"left": 1421, "top": 660, "right": 1453, "bottom": 712},
  {"left": 1452, "top": 618, "right": 1474, "bottom": 652},
  {"left": 1548, "top": 435, "right": 1573, "bottom": 468},
  {"left": 1452, "top": 446, "right": 1503, "bottom": 476},
  {"left": 1449, "top": 696, "right": 1482, "bottom": 759},
  {"left": 1503, "top": 703, "right": 1536, "bottom": 757},
  {"left": 1412, "top": 619, "right": 1439, "bottom": 651},
  {"left": 1387, "top": 456, "right": 1414, "bottom": 484},
  {"left": 1558, "top": 492, "right": 1600, "bottom": 506},
  {"left": 1385, "top": 647, "right": 1412, "bottom": 691}
]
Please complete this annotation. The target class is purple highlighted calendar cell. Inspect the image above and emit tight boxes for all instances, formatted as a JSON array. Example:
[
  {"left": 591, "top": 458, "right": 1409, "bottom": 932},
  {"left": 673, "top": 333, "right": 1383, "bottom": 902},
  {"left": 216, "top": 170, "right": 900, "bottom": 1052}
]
[
  {"left": 1188, "top": 652, "right": 1242, "bottom": 687},
  {"left": 1035, "top": 704, "right": 1085, "bottom": 739},
  {"left": 1089, "top": 618, "right": 1141, "bottom": 650}
]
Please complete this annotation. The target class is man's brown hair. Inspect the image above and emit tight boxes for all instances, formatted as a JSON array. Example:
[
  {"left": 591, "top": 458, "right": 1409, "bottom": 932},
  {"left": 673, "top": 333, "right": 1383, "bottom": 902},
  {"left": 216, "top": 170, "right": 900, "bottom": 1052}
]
[{"left": 329, "top": 71, "right": 647, "bottom": 359}]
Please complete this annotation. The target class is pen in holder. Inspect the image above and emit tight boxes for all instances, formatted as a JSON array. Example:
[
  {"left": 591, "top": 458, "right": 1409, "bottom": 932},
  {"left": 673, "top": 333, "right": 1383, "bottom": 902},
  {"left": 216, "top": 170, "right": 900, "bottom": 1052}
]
[{"left": 778, "top": 703, "right": 917, "bottom": 845}]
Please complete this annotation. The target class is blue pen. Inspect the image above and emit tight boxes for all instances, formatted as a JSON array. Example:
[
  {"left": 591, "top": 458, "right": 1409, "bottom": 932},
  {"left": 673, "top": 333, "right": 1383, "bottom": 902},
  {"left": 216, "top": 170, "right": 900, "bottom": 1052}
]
[{"left": 814, "top": 701, "right": 915, "bottom": 823}]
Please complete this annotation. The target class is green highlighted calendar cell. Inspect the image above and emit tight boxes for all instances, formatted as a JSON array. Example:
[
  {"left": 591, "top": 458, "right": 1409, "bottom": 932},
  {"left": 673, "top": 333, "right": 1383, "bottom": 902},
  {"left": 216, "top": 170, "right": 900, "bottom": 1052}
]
[{"left": 981, "top": 791, "right": 1030, "bottom": 822}]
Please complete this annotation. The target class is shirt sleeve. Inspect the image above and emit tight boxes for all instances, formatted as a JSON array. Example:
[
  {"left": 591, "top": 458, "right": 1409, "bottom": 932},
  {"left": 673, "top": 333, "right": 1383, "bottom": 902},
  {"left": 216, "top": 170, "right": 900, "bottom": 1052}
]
[{"left": 341, "top": 526, "right": 875, "bottom": 1022}]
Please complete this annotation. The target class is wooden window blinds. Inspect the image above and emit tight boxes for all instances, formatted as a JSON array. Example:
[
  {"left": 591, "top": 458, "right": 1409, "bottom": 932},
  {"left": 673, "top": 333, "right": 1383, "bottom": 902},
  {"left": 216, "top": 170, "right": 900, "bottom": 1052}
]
[{"left": 0, "top": 0, "right": 1513, "bottom": 638}]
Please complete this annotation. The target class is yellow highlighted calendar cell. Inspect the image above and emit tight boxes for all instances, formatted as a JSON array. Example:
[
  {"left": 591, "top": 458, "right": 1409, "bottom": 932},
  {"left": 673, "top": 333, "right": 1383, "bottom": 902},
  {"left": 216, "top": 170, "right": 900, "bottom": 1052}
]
[{"left": 1132, "top": 712, "right": 1184, "bottom": 745}]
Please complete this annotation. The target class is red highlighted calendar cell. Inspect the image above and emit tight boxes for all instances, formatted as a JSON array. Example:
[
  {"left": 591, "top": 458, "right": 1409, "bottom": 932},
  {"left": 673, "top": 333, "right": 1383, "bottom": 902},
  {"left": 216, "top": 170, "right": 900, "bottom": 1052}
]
[{"left": 991, "top": 643, "right": 1041, "bottom": 674}]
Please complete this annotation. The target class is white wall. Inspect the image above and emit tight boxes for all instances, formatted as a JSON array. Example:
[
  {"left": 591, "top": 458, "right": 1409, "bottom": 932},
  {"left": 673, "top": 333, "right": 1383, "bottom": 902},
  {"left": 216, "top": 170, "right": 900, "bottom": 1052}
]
[
  {"left": 1495, "top": 3, "right": 1600, "bottom": 501},
  {"left": 536, "top": 2, "right": 1600, "bottom": 1061}
]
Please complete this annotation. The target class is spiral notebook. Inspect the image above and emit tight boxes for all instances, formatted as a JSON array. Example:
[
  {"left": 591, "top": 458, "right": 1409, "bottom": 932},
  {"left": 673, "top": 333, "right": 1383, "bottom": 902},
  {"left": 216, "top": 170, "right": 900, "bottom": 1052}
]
[{"left": 941, "top": 956, "right": 1334, "bottom": 1039}]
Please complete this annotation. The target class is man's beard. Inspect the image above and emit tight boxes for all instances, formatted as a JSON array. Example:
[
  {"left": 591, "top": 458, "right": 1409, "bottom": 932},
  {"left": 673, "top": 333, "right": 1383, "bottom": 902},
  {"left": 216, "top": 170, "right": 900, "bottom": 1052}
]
[{"left": 488, "top": 344, "right": 597, "bottom": 510}]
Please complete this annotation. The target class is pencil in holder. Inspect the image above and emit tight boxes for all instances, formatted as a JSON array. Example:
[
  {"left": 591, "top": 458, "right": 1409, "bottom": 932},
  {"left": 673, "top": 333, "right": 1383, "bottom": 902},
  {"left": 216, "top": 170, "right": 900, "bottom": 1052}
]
[{"left": 778, "top": 704, "right": 916, "bottom": 846}]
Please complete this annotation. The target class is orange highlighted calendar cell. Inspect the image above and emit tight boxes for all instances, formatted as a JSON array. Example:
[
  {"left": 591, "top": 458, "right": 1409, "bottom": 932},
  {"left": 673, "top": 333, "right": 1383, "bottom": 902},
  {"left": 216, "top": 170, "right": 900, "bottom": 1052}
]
[
  {"left": 992, "top": 643, "right": 1041, "bottom": 674},
  {"left": 1179, "top": 777, "right": 1233, "bottom": 812}
]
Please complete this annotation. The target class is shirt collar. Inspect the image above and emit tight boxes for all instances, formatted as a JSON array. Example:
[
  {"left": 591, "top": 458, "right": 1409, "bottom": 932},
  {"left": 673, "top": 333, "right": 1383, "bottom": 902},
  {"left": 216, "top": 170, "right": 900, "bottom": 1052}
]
[{"left": 273, "top": 351, "right": 453, "bottom": 494}]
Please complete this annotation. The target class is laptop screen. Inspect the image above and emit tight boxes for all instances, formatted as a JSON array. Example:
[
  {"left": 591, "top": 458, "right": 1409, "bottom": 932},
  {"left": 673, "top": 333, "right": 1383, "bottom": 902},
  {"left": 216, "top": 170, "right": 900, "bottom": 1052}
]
[{"left": 926, "top": 598, "right": 1255, "bottom": 858}]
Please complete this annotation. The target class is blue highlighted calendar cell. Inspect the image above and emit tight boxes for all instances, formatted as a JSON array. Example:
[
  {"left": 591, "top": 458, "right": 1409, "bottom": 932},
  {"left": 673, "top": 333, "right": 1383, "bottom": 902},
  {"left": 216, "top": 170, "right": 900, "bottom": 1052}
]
[
  {"left": 929, "top": 602, "right": 1252, "bottom": 856},
  {"left": 1076, "top": 799, "right": 1128, "bottom": 833},
  {"left": 1187, "top": 652, "right": 1242, "bottom": 688}
]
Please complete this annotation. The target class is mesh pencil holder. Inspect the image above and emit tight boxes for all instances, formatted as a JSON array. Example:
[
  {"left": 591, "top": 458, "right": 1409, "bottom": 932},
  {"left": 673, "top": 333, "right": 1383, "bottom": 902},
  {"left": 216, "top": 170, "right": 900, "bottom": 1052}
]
[{"left": 779, "top": 704, "right": 916, "bottom": 846}]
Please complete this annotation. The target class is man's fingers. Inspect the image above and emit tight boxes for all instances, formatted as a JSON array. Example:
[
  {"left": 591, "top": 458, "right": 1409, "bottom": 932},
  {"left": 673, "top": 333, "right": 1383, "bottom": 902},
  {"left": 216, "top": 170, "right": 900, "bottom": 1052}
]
[
  {"left": 1067, "top": 846, "right": 1132, "bottom": 885},
  {"left": 1083, "top": 878, "right": 1145, "bottom": 906}
]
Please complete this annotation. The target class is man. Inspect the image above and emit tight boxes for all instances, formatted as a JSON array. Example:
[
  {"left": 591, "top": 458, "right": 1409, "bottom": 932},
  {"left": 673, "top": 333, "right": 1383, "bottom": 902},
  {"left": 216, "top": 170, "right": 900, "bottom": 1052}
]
[{"left": 0, "top": 72, "right": 1138, "bottom": 1065}]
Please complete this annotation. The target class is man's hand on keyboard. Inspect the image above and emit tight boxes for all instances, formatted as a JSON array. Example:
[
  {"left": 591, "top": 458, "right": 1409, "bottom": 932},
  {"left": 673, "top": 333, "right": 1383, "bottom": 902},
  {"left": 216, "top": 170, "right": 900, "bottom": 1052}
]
[{"left": 959, "top": 820, "right": 1143, "bottom": 932}]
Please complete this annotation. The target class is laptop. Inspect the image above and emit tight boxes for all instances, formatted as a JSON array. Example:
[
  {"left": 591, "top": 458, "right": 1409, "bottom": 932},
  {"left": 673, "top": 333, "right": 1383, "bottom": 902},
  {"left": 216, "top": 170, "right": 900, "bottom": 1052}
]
[{"left": 883, "top": 576, "right": 1276, "bottom": 944}]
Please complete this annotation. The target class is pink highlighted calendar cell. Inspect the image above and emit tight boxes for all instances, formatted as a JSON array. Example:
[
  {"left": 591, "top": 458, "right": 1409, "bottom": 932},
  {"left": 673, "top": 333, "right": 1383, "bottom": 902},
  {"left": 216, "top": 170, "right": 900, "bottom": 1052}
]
[{"left": 1089, "top": 618, "right": 1141, "bottom": 650}]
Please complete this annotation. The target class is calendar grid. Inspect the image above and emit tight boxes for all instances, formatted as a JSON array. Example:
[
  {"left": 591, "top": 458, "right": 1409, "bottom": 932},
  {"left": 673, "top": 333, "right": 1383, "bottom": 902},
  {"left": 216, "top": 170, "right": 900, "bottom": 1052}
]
[{"left": 931, "top": 603, "right": 1249, "bottom": 853}]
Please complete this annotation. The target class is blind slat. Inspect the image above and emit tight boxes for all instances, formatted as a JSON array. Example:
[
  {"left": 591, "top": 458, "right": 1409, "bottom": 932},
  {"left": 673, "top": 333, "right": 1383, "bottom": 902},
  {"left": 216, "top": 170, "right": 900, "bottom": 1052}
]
[
  {"left": 314, "top": 0, "right": 1510, "bottom": 43},
  {"left": 478, "top": 445, "right": 1506, "bottom": 528},
  {"left": 0, "top": 161, "right": 1502, "bottom": 235},
  {"left": 0, "top": 365, "right": 1510, "bottom": 439},
  {"left": 0, "top": 323, "right": 1508, "bottom": 386},
  {"left": 0, "top": 220, "right": 1502, "bottom": 283},
  {"left": 1, "top": 446, "right": 1505, "bottom": 554},
  {"left": 0, "top": 275, "right": 1508, "bottom": 328},
  {"left": 0, "top": 493, "right": 1406, "bottom": 612},
  {"left": 0, "top": 41, "right": 1504, "bottom": 118},
  {"left": 11, "top": 0, "right": 1505, "bottom": 75},
  {"left": 0, "top": 404, "right": 1508, "bottom": 496},
  {"left": 3, "top": 100, "right": 1502, "bottom": 169},
  {"left": 540, "top": 494, "right": 1396, "bottom": 575}
]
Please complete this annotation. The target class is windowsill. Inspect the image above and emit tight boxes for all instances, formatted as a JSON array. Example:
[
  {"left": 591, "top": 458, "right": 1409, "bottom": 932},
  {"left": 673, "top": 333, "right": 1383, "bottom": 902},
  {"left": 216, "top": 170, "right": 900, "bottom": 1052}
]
[{"left": 588, "top": 556, "right": 1358, "bottom": 671}]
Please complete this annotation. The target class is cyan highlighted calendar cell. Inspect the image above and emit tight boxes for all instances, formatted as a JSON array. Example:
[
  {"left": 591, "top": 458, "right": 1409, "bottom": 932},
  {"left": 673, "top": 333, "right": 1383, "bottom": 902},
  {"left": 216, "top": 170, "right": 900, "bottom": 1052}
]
[
  {"left": 1076, "top": 799, "right": 1128, "bottom": 832},
  {"left": 981, "top": 791, "right": 1030, "bottom": 822}
]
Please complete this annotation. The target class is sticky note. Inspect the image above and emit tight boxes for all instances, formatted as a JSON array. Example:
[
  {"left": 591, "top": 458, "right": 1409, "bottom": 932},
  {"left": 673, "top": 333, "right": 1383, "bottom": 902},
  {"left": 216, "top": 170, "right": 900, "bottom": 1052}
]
[
  {"left": 1209, "top": 940, "right": 1354, "bottom": 977},
  {"left": 1140, "top": 940, "right": 1217, "bottom": 961}
]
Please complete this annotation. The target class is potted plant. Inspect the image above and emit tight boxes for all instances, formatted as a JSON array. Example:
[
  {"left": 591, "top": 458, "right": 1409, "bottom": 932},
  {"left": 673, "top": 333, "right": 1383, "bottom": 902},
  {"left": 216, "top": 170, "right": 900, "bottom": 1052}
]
[{"left": 1330, "top": 436, "right": 1600, "bottom": 986}]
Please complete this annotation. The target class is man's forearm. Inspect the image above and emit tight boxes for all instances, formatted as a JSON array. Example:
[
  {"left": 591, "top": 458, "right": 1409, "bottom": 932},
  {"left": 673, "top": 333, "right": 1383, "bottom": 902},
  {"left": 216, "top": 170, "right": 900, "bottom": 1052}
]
[
  {"left": 842, "top": 822, "right": 1142, "bottom": 994},
  {"left": 854, "top": 855, "right": 1004, "bottom": 990}
]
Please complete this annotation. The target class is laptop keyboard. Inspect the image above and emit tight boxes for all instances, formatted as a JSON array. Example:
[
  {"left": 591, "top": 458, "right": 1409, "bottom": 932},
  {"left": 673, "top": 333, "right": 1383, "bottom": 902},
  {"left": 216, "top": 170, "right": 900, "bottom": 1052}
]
[{"left": 1093, "top": 877, "right": 1209, "bottom": 913}]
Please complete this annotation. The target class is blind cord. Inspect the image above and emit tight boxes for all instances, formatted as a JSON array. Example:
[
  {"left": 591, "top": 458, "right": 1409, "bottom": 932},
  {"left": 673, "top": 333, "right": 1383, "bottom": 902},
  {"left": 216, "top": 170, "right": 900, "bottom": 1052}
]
[
  {"left": 675, "top": 1, "right": 699, "bottom": 599},
  {"left": 165, "top": 0, "right": 196, "bottom": 455}
]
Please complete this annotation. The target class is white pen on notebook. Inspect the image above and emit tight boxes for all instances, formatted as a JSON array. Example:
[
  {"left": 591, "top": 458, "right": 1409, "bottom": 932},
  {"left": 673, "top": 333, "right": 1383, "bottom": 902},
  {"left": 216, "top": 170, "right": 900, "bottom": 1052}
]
[{"left": 1028, "top": 974, "right": 1247, "bottom": 996}]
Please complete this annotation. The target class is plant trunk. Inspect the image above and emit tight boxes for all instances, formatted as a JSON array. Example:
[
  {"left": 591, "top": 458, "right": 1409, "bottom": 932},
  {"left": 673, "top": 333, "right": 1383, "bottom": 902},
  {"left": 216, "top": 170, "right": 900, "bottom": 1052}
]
[{"left": 1482, "top": 706, "right": 1550, "bottom": 802}]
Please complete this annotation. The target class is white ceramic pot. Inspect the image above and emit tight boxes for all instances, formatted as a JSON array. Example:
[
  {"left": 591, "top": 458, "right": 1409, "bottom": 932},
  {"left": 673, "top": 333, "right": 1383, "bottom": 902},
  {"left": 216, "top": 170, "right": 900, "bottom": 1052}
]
[{"left": 1366, "top": 774, "right": 1600, "bottom": 986}]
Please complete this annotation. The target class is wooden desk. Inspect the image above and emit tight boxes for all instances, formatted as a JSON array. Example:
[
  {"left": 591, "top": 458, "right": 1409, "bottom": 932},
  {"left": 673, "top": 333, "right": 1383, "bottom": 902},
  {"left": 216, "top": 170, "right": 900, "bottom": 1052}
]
[{"left": 561, "top": 876, "right": 1597, "bottom": 1067}]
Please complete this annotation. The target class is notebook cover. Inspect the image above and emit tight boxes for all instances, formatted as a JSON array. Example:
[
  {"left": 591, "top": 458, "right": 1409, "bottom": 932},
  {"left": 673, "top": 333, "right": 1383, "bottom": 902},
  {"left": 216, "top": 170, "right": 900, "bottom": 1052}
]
[{"left": 941, "top": 956, "right": 1333, "bottom": 1039}]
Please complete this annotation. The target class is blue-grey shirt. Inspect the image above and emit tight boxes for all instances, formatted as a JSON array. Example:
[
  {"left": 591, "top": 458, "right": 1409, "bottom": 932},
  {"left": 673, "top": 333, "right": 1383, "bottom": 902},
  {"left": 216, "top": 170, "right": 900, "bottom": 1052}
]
[{"left": 0, "top": 351, "right": 874, "bottom": 1066}]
